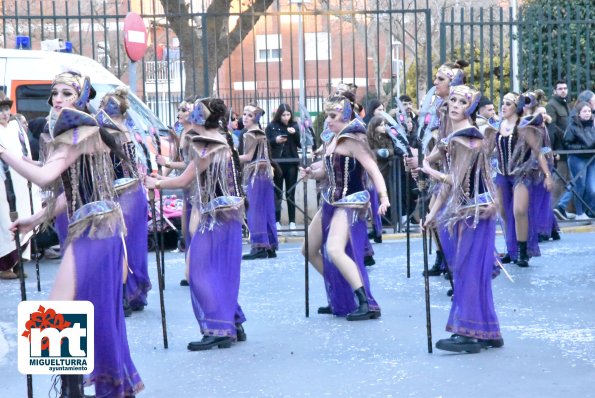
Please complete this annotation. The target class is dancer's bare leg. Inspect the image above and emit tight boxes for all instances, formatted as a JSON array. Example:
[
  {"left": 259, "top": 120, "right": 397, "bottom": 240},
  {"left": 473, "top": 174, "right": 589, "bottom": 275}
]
[
  {"left": 326, "top": 209, "right": 363, "bottom": 290},
  {"left": 49, "top": 244, "right": 76, "bottom": 300},
  {"left": 301, "top": 208, "right": 323, "bottom": 275},
  {"left": 513, "top": 183, "right": 530, "bottom": 241}
]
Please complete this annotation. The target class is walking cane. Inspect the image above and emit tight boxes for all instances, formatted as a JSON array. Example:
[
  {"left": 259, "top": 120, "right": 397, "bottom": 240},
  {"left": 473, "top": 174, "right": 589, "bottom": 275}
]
[
  {"left": 406, "top": 167, "right": 411, "bottom": 278},
  {"left": 299, "top": 104, "right": 313, "bottom": 318},
  {"left": 415, "top": 86, "right": 437, "bottom": 354},
  {"left": 3, "top": 161, "right": 33, "bottom": 396},
  {"left": 149, "top": 188, "right": 168, "bottom": 349},
  {"left": 149, "top": 127, "right": 166, "bottom": 283},
  {"left": 27, "top": 181, "right": 41, "bottom": 292}
]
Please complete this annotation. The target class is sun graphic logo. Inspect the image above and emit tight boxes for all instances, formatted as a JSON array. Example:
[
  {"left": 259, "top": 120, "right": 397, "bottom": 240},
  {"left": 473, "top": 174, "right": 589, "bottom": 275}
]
[{"left": 18, "top": 301, "right": 94, "bottom": 375}]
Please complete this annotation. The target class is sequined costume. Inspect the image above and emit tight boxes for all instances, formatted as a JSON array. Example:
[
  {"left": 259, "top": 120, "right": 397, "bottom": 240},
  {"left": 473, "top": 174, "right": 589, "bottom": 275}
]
[
  {"left": 491, "top": 112, "right": 544, "bottom": 260},
  {"left": 187, "top": 133, "right": 246, "bottom": 339},
  {"left": 45, "top": 108, "right": 143, "bottom": 397},
  {"left": 242, "top": 129, "right": 278, "bottom": 251},
  {"left": 320, "top": 119, "right": 380, "bottom": 316},
  {"left": 97, "top": 109, "right": 152, "bottom": 311},
  {"left": 438, "top": 126, "right": 501, "bottom": 340}
]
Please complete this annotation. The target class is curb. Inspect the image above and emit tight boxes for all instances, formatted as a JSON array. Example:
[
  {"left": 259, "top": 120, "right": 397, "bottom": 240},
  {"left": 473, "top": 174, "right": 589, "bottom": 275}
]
[{"left": 247, "top": 222, "right": 595, "bottom": 244}]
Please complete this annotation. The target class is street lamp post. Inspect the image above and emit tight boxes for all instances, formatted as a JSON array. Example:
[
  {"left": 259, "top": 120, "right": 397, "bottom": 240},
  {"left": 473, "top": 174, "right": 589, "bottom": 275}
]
[
  {"left": 291, "top": 0, "right": 307, "bottom": 108},
  {"left": 392, "top": 40, "right": 402, "bottom": 99}
]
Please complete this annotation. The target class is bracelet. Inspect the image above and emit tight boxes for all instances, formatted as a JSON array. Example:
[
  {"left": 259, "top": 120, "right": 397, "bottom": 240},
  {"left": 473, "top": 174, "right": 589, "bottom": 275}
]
[
  {"left": 155, "top": 180, "right": 162, "bottom": 189},
  {"left": 165, "top": 161, "right": 172, "bottom": 168},
  {"left": 545, "top": 173, "right": 551, "bottom": 178},
  {"left": 440, "top": 174, "right": 448, "bottom": 183},
  {"left": 378, "top": 190, "right": 388, "bottom": 199}
]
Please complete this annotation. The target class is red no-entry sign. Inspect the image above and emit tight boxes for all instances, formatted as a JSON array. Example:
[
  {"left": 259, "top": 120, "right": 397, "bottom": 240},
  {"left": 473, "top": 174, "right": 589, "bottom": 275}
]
[{"left": 124, "top": 12, "right": 148, "bottom": 62}]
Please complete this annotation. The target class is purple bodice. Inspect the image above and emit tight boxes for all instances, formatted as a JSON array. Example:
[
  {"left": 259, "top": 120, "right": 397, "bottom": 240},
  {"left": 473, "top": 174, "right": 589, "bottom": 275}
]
[{"left": 323, "top": 153, "right": 366, "bottom": 203}]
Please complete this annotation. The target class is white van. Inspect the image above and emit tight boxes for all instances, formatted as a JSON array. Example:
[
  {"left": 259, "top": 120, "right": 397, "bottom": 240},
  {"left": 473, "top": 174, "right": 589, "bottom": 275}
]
[{"left": 0, "top": 48, "right": 170, "bottom": 160}]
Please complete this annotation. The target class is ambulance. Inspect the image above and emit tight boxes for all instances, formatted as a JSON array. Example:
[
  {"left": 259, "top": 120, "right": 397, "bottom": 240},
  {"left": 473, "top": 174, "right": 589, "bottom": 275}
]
[{"left": 0, "top": 48, "right": 170, "bottom": 162}]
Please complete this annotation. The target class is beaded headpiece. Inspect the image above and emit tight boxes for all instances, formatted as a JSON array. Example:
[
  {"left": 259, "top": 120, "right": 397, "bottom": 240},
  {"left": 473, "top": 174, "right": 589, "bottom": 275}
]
[
  {"left": 101, "top": 96, "right": 122, "bottom": 118},
  {"left": 48, "top": 71, "right": 94, "bottom": 111},
  {"left": 188, "top": 99, "right": 212, "bottom": 126},
  {"left": 178, "top": 100, "right": 193, "bottom": 112},
  {"left": 502, "top": 92, "right": 520, "bottom": 106},
  {"left": 522, "top": 91, "right": 539, "bottom": 109},
  {"left": 449, "top": 85, "right": 481, "bottom": 117},
  {"left": 437, "top": 63, "right": 465, "bottom": 87},
  {"left": 333, "top": 82, "right": 358, "bottom": 96},
  {"left": 324, "top": 96, "right": 353, "bottom": 122},
  {"left": 244, "top": 104, "right": 264, "bottom": 123}
]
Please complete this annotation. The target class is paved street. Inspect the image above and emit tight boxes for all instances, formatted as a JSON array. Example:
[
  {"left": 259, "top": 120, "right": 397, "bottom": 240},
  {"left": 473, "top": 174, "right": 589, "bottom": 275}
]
[{"left": 1, "top": 227, "right": 594, "bottom": 397}]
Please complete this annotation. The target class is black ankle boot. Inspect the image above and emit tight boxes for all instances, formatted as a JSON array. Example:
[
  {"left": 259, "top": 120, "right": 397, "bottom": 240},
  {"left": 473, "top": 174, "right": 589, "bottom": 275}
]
[
  {"left": 551, "top": 229, "right": 561, "bottom": 240},
  {"left": 242, "top": 248, "right": 268, "bottom": 260},
  {"left": 187, "top": 335, "right": 232, "bottom": 351},
  {"left": 60, "top": 375, "right": 84, "bottom": 398},
  {"left": 517, "top": 241, "right": 529, "bottom": 267},
  {"left": 236, "top": 323, "right": 247, "bottom": 342},
  {"left": 500, "top": 253, "right": 512, "bottom": 264},
  {"left": 123, "top": 285, "right": 132, "bottom": 317},
  {"left": 317, "top": 305, "right": 332, "bottom": 314},
  {"left": 346, "top": 287, "right": 378, "bottom": 321},
  {"left": 422, "top": 250, "right": 444, "bottom": 276},
  {"left": 266, "top": 249, "right": 277, "bottom": 258}
]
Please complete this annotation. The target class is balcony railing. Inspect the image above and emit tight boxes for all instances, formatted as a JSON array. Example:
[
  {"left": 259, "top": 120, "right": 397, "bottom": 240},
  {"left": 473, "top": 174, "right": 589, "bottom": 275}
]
[{"left": 144, "top": 60, "right": 185, "bottom": 84}]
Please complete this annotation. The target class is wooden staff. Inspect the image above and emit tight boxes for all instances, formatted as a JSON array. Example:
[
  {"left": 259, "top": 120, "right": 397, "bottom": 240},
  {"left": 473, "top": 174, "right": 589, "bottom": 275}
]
[
  {"left": 149, "top": 188, "right": 168, "bottom": 349},
  {"left": 3, "top": 160, "right": 33, "bottom": 396},
  {"left": 27, "top": 181, "right": 40, "bottom": 292}
]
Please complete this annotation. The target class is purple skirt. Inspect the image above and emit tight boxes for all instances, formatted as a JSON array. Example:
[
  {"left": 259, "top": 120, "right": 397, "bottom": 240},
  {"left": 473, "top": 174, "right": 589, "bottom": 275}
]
[
  {"left": 444, "top": 217, "right": 501, "bottom": 340},
  {"left": 188, "top": 219, "right": 245, "bottom": 340},
  {"left": 118, "top": 183, "right": 152, "bottom": 309},
  {"left": 321, "top": 202, "right": 380, "bottom": 316},
  {"left": 495, "top": 174, "right": 540, "bottom": 260},
  {"left": 55, "top": 211, "right": 69, "bottom": 255},
  {"left": 368, "top": 187, "right": 383, "bottom": 237},
  {"left": 531, "top": 181, "right": 555, "bottom": 235},
  {"left": 246, "top": 173, "right": 278, "bottom": 250},
  {"left": 72, "top": 228, "right": 144, "bottom": 396}
]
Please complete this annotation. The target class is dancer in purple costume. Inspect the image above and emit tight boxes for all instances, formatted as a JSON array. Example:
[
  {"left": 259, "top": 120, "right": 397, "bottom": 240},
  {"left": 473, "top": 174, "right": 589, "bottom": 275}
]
[
  {"left": 489, "top": 92, "right": 553, "bottom": 267},
  {"left": 97, "top": 86, "right": 151, "bottom": 311},
  {"left": 409, "top": 60, "right": 469, "bottom": 278},
  {"left": 521, "top": 92, "right": 560, "bottom": 241},
  {"left": 300, "top": 95, "right": 389, "bottom": 320},
  {"left": 421, "top": 85, "right": 503, "bottom": 353},
  {"left": 145, "top": 98, "right": 247, "bottom": 350},
  {"left": 157, "top": 100, "right": 196, "bottom": 285},
  {"left": 6, "top": 71, "right": 143, "bottom": 397},
  {"left": 240, "top": 103, "right": 278, "bottom": 260}
]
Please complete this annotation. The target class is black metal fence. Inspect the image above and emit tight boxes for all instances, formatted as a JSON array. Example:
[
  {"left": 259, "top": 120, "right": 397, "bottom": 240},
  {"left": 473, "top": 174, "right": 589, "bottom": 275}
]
[
  {"left": 1, "top": 0, "right": 593, "bottom": 225},
  {"left": 440, "top": 3, "right": 594, "bottom": 104}
]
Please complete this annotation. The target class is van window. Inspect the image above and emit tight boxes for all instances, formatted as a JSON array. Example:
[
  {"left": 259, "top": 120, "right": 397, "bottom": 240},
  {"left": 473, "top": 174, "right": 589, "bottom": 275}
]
[{"left": 15, "top": 84, "right": 52, "bottom": 120}]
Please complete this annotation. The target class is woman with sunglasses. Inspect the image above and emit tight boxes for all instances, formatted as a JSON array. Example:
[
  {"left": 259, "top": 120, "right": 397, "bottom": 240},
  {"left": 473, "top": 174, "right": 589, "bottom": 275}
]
[
  {"left": 494, "top": 92, "right": 553, "bottom": 267},
  {"left": 6, "top": 71, "right": 143, "bottom": 397}
]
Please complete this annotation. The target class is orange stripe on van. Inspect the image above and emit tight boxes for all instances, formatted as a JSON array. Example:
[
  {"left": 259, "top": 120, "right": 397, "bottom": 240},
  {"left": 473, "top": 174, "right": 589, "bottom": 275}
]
[{"left": 10, "top": 80, "right": 52, "bottom": 113}]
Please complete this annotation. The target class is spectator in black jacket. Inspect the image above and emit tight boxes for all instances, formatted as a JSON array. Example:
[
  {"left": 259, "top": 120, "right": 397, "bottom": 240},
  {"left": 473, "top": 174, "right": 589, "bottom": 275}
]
[
  {"left": 266, "top": 103, "right": 301, "bottom": 232},
  {"left": 545, "top": 80, "right": 570, "bottom": 152},
  {"left": 563, "top": 101, "right": 595, "bottom": 220}
]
